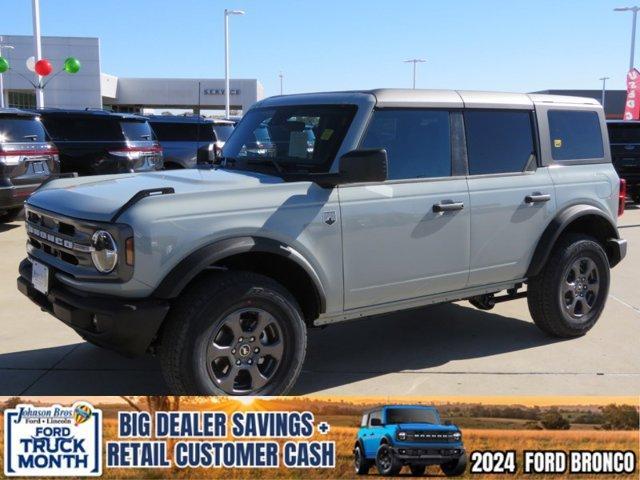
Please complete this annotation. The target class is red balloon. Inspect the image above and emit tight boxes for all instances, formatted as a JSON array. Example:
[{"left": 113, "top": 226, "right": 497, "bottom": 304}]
[{"left": 34, "top": 59, "right": 53, "bottom": 76}]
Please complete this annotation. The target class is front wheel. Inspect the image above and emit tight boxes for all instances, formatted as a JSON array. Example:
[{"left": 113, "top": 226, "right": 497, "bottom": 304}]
[
  {"left": 159, "top": 271, "right": 307, "bottom": 395},
  {"left": 528, "top": 234, "right": 610, "bottom": 337},
  {"left": 375, "top": 444, "right": 402, "bottom": 476},
  {"left": 440, "top": 452, "right": 467, "bottom": 477}
]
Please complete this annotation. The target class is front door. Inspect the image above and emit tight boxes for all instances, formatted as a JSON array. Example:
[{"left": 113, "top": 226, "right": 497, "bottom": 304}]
[{"left": 340, "top": 108, "right": 470, "bottom": 310}]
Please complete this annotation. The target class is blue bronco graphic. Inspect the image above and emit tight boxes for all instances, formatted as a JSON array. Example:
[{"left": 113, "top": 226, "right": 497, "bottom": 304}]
[{"left": 354, "top": 405, "right": 466, "bottom": 476}]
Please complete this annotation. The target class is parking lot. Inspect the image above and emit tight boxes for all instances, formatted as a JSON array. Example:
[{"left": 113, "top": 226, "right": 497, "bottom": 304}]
[{"left": 1, "top": 207, "right": 638, "bottom": 396}]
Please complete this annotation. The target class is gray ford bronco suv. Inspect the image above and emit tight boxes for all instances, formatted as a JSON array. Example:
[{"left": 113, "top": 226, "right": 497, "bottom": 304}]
[{"left": 17, "top": 89, "right": 627, "bottom": 396}]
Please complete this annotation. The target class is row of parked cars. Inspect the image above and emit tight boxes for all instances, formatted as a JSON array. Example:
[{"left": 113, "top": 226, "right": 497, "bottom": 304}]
[{"left": 0, "top": 107, "right": 235, "bottom": 221}]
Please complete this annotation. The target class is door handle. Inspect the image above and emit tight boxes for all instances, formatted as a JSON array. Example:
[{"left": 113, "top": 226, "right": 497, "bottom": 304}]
[
  {"left": 525, "top": 193, "right": 551, "bottom": 204},
  {"left": 433, "top": 201, "right": 464, "bottom": 213}
]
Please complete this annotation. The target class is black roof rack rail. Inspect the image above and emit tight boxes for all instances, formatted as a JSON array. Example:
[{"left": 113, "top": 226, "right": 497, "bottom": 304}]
[{"left": 111, "top": 187, "right": 175, "bottom": 223}]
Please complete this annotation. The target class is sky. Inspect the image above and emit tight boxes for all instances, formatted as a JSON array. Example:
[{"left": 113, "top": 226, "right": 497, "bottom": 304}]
[{"left": 2, "top": 0, "right": 639, "bottom": 98}]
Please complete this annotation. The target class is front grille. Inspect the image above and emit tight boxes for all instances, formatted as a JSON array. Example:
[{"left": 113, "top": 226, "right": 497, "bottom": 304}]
[
  {"left": 401, "top": 430, "right": 458, "bottom": 443},
  {"left": 25, "top": 209, "right": 94, "bottom": 268}
]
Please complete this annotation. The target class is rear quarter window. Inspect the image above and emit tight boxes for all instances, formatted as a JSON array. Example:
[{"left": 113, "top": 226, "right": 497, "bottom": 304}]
[
  {"left": 121, "top": 120, "right": 154, "bottom": 141},
  {"left": 548, "top": 110, "right": 604, "bottom": 161},
  {"left": 0, "top": 117, "right": 47, "bottom": 142},
  {"left": 41, "top": 116, "right": 123, "bottom": 141}
]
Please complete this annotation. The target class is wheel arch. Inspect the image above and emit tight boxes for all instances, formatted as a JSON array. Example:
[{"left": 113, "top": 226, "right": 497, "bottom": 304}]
[
  {"left": 153, "top": 236, "right": 327, "bottom": 321},
  {"left": 527, "top": 204, "right": 621, "bottom": 278}
]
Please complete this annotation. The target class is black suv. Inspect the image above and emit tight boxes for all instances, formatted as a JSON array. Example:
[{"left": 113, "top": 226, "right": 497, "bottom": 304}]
[
  {"left": 0, "top": 109, "right": 59, "bottom": 222},
  {"left": 607, "top": 120, "right": 640, "bottom": 203},
  {"left": 38, "top": 109, "right": 163, "bottom": 176},
  {"left": 147, "top": 115, "right": 234, "bottom": 169}
]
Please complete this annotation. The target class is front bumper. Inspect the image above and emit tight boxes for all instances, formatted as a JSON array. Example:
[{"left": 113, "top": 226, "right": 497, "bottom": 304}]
[
  {"left": 18, "top": 258, "right": 169, "bottom": 356},
  {"left": 0, "top": 185, "right": 37, "bottom": 210},
  {"left": 391, "top": 446, "right": 465, "bottom": 465}
]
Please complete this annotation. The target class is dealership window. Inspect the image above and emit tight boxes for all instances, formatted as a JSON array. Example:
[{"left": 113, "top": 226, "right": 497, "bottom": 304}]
[
  {"left": 7, "top": 90, "right": 36, "bottom": 109},
  {"left": 548, "top": 110, "right": 604, "bottom": 160},
  {"left": 360, "top": 109, "right": 451, "bottom": 180},
  {"left": 465, "top": 110, "right": 536, "bottom": 175}
]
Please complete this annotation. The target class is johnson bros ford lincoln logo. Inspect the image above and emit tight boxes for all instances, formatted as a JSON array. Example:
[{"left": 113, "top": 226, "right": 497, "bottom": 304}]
[{"left": 4, "top": 402, "right": 102, "bottom": 476}]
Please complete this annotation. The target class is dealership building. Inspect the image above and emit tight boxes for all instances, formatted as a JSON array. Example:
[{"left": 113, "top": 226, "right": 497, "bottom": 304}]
[{"left": 0, "top": 35, "right": 264, "bottom": 114}]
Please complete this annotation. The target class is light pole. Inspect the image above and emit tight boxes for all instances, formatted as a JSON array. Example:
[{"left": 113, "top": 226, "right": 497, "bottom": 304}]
[
  {"left": 224, "top": 8, "right": 244, "bottom": 119},
  {"left": 404, "top": 58, "right": 426, "bottom": 89},
  {"left": 615, "top": 6, "right": 640, "bottom": 70},
  {"left": 32, "top": 0, "right": 44, "bottom": 107},
  {"left": 599, "top": 76, "right": 610, "bottom": 110},
  {"left": 279, "top": 72, "right": 283, "bottom": 95},
  {"left": 0, "top": 38, "right": 15, "bottom": 109}
]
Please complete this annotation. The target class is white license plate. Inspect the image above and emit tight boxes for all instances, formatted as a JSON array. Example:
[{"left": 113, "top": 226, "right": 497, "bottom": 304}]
[{"left": 31, "top": 260, "right": 49, "bottom": 294}]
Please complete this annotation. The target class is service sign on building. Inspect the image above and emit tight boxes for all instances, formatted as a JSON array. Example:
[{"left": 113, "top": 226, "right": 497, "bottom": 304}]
[{"left": 3, "top": 402, "right": 102, "bottom": 477}]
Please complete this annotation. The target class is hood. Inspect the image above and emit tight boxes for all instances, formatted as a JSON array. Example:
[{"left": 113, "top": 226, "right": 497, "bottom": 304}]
[
  {"left": 27, "top": 168, "right": 283, "bottom": 222},
  {"left": 393, "top": 423, "right": 458, "bottom": 431}
]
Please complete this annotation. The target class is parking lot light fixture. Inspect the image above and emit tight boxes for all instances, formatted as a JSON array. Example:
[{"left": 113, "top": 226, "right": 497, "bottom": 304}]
[
  {"left": 615, "top": 6, "right": 640, "bottom": 70},
  {"left": 599, "top": 76, "right": 610, "bottom": 110},
  {"left": 224, "top": 8, "right": 245, "bottom": 119},
  {"left": 404, "top": 58, "right": 426, "bottom": 89}
]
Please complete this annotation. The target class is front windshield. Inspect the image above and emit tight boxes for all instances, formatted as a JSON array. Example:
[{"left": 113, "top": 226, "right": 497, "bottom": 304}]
[
  {"left": 386, "top": 408, "right": 439, "bottom": 425},
  {"left": 222, "top": 104, "right": 357, "bottom": 174}
]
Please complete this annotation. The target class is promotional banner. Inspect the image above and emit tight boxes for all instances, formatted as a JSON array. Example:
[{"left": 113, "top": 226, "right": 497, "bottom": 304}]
[
  {"left": 1, "top": 396, "right": 638, "bottom": 478},
  {"left": 623, "top": 68, "right": 640, "bottom": 120}
]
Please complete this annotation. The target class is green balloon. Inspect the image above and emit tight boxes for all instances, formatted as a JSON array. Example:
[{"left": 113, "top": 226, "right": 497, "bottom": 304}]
[
  {"left": 64, "top": 57, "right": 81, "bottom": 74},
  {"left": 0, "top": 57, "right": 9, "bottom": 74}
]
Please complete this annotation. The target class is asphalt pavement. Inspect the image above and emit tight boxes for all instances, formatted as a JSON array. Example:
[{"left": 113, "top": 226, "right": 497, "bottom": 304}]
[{"left": 1, "top": 207, "right": 638, "bottom": 396}]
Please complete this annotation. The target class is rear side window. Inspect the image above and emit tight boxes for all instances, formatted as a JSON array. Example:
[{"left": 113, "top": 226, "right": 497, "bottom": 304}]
[
  {"left": 465, "top": 110, "right": 536, "bottom": 175},
  {"left": 608, "top": 123, "right": 640, "bottom": 143},
  {"left": 360, "top": 109, "right": 451, "bottom": 180},
  {"left": 548, "top": 110, "right": 604, "bottom": 161},
  {"left": 41, "top": 116, "right": 123, "bottom": 141},
  {"left": 0, "top": 117, "right": 47, "bottom": 142},
  {"left": 368, "top": 411, "right": 382, "bottom": 427},
  {"left": 212, "top": 124, "right": 234, "bottom": 142},
  {"left": 360, "top": 414, "right": 368, "bottom": 428},
  {"left": 151, "top": 122, "right": 201, "bottom": 141},
  {"left": 121, "top": 120, "right": 153, "bottom": 141}
]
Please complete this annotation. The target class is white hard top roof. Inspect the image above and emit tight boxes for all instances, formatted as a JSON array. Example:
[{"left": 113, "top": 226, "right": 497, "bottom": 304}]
[{"left": 259, "top": 89, "right": 601, "bottom": 110}]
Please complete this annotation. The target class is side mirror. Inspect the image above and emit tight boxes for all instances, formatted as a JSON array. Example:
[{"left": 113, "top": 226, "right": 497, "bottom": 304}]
[
  {"left": 338, "top": 148, "right": 388, "bottom": 184},
  {"left": 444, "top": 420, "right": 452, "bottom": 426},
  {"left": 370, "top": 418, "right": 383, "bottom": 427}
]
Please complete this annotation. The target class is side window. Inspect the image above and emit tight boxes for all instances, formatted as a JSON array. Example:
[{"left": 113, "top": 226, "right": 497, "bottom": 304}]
[
  {"left": 360, "top": 414, "right": 368, "bottom": 428},
  {"left": 465, "top": 110, "right": 536, "bottom": 175},
  {"left": 368, "top": 410, "right": 382, "bottom": 427},
  {"left": 360, "top": 109, "right": 451, "bottom": 180},
  {"left": 548, "top": 110, "right": 604, "bottom": 161}
]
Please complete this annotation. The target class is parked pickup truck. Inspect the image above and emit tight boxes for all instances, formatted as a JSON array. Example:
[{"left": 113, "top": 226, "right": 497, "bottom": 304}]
[
  {"left": 17, "top": 89, "right": 627, "bottom": 396},
  {"left": 354, "top": 405, "right": 466, "bottom": 476}
]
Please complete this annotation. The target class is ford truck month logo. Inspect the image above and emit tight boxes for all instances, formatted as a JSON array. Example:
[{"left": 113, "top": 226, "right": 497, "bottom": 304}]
[{"left": 4, "top": 402, "right": 102, "bottom": 477}]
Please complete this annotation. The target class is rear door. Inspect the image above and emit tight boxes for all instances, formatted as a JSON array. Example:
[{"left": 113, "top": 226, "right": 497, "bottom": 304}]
[
  {"left": 340, "top": 108, "right": 470, "bottom": 310},
  {"left": 465, "top": 108, "right": 556, "bottom": 286}
]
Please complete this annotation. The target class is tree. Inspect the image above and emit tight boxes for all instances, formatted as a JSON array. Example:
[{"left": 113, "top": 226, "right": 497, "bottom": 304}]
[
  {"left": 541, "top": 408, "right": 570, "bottom": 430},
  {"left": 600, "top": 404, "right": 639, "bottom": 430},
  {"left": 3, "top": 397, "right": 23, "bottom": 409}
]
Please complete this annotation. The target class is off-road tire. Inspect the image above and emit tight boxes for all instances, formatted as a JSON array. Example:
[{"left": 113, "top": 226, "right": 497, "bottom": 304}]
[
  {"left": 159, "top": 271, "right": 307, "bottom": 395},
  {"left": 409, "top": 464, "right": 426, "bottom": 476},
  {"left": 528, "top": 234, "right": 610, "bottom": 338},
  {"left": 440, "top": 452, "right": 467, "bottom": 477},
  {"left": 375, "top": 444, "right": 402, "bottom": 476},
  {"left": 354, "top": 444, "right": 372, "bottom": 475},
  {"left": 0, "top": 207, "right": 22, "bottom": 223}
]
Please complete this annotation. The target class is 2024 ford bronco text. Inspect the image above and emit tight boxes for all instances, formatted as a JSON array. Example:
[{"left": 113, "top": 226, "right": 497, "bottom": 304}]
[
  {"left": 18, "top": 89, "right": 627, "bottom": 395},
  {"left": 354, "top": 405, "right": 465, "bottom": 476}
]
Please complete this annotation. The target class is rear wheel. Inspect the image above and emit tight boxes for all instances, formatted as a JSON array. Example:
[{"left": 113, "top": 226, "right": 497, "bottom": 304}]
[
  {"left": 528, "top": 234, "right": 609, "bottom": 337},
  {"left": 0, "top": 207, "right": 22, "bottom": 223},
  {"left": 375, "top": 444, "right": 402, "bottom": 476},
  {"left": 159, "top": 271, "right": 307, "bottom": 395},
  {"left": 440, "top": 452, "right": 467, "bottom": 477},
  {"left": 354, "top": 444, "right": 372, "bottom": 475}
]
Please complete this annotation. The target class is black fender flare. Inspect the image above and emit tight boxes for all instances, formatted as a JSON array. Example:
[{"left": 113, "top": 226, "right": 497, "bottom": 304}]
[
  {"left": 153, "top": 236, "right": 327, "bottom": 313},
  {"left": 526, "top": 204, "right": 620, "bottom": 278}
]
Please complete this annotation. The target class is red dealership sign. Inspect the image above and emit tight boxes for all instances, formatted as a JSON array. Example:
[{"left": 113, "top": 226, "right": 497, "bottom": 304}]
[{"left": 624, "top": 68, "right": 640, "bottom": 120}]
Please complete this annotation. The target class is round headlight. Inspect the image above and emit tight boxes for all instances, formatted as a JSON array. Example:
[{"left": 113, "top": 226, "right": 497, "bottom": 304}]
[
  {"left": 397, "top": 431, "right": 406, "bottom": 440},
  {"left": 453, "top": 431, "right": 462, "bottom": 440},
  {"left": 91, "top": 230, "right": 118, "bottom": 273}
]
